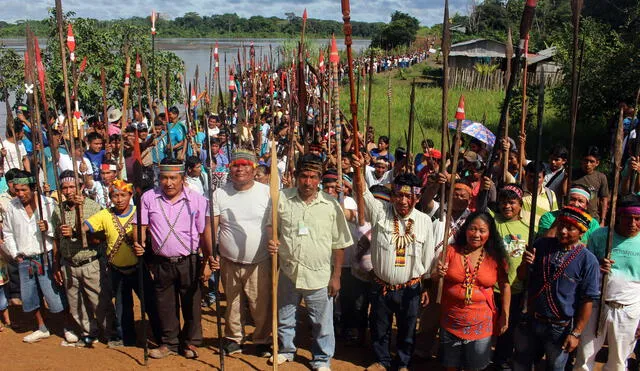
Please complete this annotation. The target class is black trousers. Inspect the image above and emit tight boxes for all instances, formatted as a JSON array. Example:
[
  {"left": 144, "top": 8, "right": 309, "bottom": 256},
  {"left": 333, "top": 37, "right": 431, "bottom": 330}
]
[{"left": 150, "top": 255, "right": 202, "bottom": 352}]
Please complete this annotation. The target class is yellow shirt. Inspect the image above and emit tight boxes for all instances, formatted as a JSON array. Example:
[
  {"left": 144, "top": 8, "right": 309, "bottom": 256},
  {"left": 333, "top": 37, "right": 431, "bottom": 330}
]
[
  {"left": 275, "top": 188, "right": 353, "bottom": 290},
  {"left": 85, "top": 207, "right": 138, "bottom": 268}
]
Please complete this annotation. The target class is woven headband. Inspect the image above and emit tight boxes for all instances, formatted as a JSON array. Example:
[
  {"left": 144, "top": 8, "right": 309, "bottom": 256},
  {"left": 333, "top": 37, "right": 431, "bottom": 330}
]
[
  {"left": 392, "top": 184, "right": 421, "bottom": 195},
  {"left": 454, "top": 183, "right": 473, "bottom": 195},
  {"left": 230, "top": 150, "right": 257, "bottom": 165},
  {"left": 322, "top": 173, "right": 339, "bottom": 183},
  {"left": 557, "top": 205, "right": 592, "bottom": 233},
  {"left": 618, "top": 206, "right": 640, "bottom": 216},
  {"left": 298, "top": 161, "right": 323, "bottom": 175},
  {"left": 569, "top": 187, "right": 591, "bottom": 201},
  {"left": 12, "top": 176, "right": 35, "bottom": 185},
  {"left": 60, "top": 177, "right": 79, "bottom": 185},
  {"left": 372, "top": 191, "right": 391, "bottom": 202},
  {"left": 159, "top": 164, "right": 185, "bottom": 174},
  {"left": 101, "top": 164, "right": 117, "bottom": 172},
  {"left": 109, "top": 179, "right": 133, "bottom": 194}
]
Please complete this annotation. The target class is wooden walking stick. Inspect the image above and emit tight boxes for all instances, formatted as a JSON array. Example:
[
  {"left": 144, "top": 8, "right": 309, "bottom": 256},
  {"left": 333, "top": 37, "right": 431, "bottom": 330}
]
[
  {"left": 269, "top": 137, "right": 280, "bottom": 371},
  {"left": 203, "top": 117, "right": 225, "bottom": 370},
  {"left": 596, "top": 108, "right": 624, "bottom": 337},
  {"left": 436, "top": 96, "right": 465, "bottom": 303},
  {"left": 566, "top": 0, "right": 584, "bottom": 203},
  {"left": 55, "top": 0, "right": 87, "bottom": 248},
  {"left": 438, "top": 0, "right": 451, "bottom": 222},
  {"left": 342, "top": 0, "right": 365, "bottom": 225}
]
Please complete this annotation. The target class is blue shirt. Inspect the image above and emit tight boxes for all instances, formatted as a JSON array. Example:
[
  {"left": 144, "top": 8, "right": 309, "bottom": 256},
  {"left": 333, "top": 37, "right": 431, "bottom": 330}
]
[
  {"left": 84, "top": 150, "right": 105, "bottom": 181},
  {"left": 528, "top": 237, "right": 600, "bottom": 319},
  {"left": 370, "top": 148, "right": 395, "bottom": 163}
]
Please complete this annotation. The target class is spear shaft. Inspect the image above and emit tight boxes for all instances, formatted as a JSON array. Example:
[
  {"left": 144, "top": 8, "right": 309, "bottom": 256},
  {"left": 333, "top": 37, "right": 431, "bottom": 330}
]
[{"left": 567, "top": 0, "right": 584, "bottom": 202}]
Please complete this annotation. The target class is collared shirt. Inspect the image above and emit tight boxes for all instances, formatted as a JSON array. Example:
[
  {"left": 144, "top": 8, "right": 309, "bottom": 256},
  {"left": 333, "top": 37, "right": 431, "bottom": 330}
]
[
  {"left": 51, "top": 198, "right": 103, "bottom": 265},
  {"left": 85, "top": 206, "right": 138, "bottom": 268},
  {"left": 136, "top": 187, "right": 209, "bottom": 257},
  {"left": 1, "top": 196, "right": 56, "bottom": 258},
  {"left": 528, "top": 237, "right": 600, "bottom": 319},
  {"left": 364, "top": 189, "right": 435, "bottom": 285},
  {"left": 275, "top": 188, "right": 352, "bottom": 290}
]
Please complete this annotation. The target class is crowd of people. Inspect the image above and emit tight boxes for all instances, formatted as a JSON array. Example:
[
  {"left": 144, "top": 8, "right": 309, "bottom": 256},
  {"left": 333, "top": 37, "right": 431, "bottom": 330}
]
[{"left": 0, "top": 70, "right": 639, "bottom": 371}]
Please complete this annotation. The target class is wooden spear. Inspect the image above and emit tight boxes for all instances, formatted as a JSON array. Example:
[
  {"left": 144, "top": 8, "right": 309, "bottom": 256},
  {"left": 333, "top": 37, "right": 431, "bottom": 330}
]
[
  {"left": 100, "top": 67, "right": 110, "bottom": 156},
  {"left": 330, "top": 36, "right": 344, "bottom": 204},
  {"left": 436, "top": 96, "right": 466, "bottom": 303},
  {"left": 365, "top": 50, "right": 374, "bottom": 139},
  {"left": 566, "top": 0, "right": 584, "bottom": 203},
  {"left": 119, "top": 43, "right": 131, "bottom": 177},
  {"left": 596, "top": 107, "right": 624, "bottom": 337},
  {"left": 517, "top": 34, "right": 530, "bottom": 186},
  {"left": 55, "top": 0, "right": 86, "bottom": 248},
  {"left": 438, "top": 0, "right": 451, "bottom": 223},
  {"left": 269, "top": 136, "right": 280, "bottom": 371},
  {"left": 503, "top": 29, "right": 514, "bottom": 184},
  {"left": 341, "top": 0, "right": 365, "bottom": 225},
  {"left": 407, "top": 80, "right": 416, "bottom": 173}
]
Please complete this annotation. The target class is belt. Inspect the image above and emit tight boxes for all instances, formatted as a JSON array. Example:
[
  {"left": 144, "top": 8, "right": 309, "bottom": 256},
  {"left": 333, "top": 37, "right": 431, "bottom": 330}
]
[
  {"left": 64, "top": 255, "right": 100, "bottom": 268},
  {"left": 373, "top": 274, "right": 422, "bottom": 296},
  {"left": 606, "top": 301, "right": 626, "bottom": 309},
  {"left": 154, "top": 254, "right": 197, "bottom": 264},
  {"left": 533, "top": 313, "right": 571, "bottom": 327},
  {"left": 109, "top": 263, "right": 138, "bottom": 275}
]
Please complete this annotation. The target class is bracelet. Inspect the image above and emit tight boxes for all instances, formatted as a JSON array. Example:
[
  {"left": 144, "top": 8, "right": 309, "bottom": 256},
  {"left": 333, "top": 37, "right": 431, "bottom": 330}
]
[{"left": 569, "top": 330, "right": 581, "bottom": 339}]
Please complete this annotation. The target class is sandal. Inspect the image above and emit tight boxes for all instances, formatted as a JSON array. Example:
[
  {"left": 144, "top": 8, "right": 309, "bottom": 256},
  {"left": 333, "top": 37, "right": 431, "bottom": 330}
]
[{"left": 183, "top": 344, "right": 199, "bottom": 359}]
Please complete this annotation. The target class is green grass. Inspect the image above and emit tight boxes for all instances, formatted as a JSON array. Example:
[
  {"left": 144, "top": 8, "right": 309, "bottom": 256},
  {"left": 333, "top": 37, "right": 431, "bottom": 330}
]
[{"left": 338, "top": 61, "right": 568, "bottom": 160}]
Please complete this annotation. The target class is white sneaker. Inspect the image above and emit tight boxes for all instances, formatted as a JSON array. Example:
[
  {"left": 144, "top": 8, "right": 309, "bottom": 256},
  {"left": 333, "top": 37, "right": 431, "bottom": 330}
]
[
  {"left": 64, "top": 330, "right": 79, "bottom": 343},
  {"left": 315, "top": 367, "right": 331, "bottom": 371},
  {"left": 23, "top": 329, "right": 51, "bottom": 343},
  {"left": 268, "top": 354, "right": 290, "bottom": 365}
]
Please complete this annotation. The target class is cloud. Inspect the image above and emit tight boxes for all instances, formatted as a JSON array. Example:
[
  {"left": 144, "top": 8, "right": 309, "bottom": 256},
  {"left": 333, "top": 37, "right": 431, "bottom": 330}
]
[{"left": 2, "top": 0, "right": 470, "bottom": 27}]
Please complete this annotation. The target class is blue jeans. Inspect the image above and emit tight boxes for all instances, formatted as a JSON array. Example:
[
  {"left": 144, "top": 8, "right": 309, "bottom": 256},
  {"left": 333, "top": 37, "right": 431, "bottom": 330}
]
[
  {"left": 18, "top": 251, "right": 66, "bottom": 313},
  {"left": 370, "top": 281, "right": 421, "bottom": 369},
  {"left": 513, "top": 317, "right": 571, "bottom": 371},
  {"left": 0, "top": 285, "right": 7, "bottom": 311},
  {"left": 278, "top": 273, "right": 334, "bottom": 369},
  {"left": 110, "top": 264, "right": 162, "bottom": 345},
  {"left": 206, "top": 272, "right": 217, "bottom": 302}
]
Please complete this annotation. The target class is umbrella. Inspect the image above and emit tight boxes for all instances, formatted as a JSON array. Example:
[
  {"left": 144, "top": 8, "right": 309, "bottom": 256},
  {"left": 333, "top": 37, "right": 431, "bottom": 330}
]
[{"left": 448, "top": 120, "right": 496, "bottom": 147}]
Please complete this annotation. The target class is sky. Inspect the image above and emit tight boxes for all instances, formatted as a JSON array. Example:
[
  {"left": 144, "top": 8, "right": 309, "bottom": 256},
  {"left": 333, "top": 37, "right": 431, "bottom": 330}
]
[{"left": 3, "top": 0, "right": 470, "bottom": 27}]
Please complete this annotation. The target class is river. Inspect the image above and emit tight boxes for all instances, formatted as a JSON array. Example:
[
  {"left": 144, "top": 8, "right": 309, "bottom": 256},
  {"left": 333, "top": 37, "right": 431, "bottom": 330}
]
[{"left": 0, "top": 37, "right": 371, "bottom": 131}]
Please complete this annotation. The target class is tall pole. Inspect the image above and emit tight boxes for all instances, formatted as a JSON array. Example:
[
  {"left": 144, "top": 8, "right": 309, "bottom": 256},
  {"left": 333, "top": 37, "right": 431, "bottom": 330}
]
[
  {"left": 341, "top": 0, "right": 365, "bottom": 225},
  {"left": 439, "top": 0, "right": 451, "bottom": 222},
  {"left": 55, "top": 0, "right": 86, "bottom": 248},
  {"left": 517, "top": 35, "right": 530, "bottom": 186},
  {"left": 365, "top": 50, "right": 374, "bottom": 139},
  {"left": 269, "top": 137, "right": 279, "bottom": 371}
]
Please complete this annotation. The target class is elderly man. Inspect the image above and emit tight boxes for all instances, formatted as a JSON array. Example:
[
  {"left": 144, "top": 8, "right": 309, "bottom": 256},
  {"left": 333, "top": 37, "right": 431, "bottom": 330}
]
[
  {"left": 353, "top": 158, "right": 435, "bottom": 371},
  {"left": 267, "top": 155, "right": 353, "bottom": 371},
  {"left": 1, "top": 170, "right": 67, "bottom": 343},
  {"left": 52, "top": 170, "right": 114, "bottom": 346},
  {"left": 574, "top": 194, "right": 640, "bottom": 371},
  {"left": 514, "top": 206, "right": 600, "bottom": 371},
  {"left": 133, "top": 158, "right": 215, "bottom": 360},
  {"left": 213, "top": 150, "right": 272, "bottom": 357}
]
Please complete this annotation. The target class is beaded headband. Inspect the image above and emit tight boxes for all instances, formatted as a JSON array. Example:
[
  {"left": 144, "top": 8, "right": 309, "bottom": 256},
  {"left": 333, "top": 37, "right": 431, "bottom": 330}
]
[
  {"left": 230, "top": 149, "right": 257, "bottom": 165},
  {"left": 322, "top": 173, "right": 339, "bottom": 184},
  {"left": 298, "top": 161, "right": 323, "bottom": 175},
  {"left": 159, "top": 164, "right": 185, "bottom": 174},
  {"left": 392, "top": 184, "right": 421, "bottom": 195},
  {"left": 60, "top": 177, "right": 80, "bottom": 185},
  {"left": 502, "top": 184, "right": 524, "bottom": 199}
]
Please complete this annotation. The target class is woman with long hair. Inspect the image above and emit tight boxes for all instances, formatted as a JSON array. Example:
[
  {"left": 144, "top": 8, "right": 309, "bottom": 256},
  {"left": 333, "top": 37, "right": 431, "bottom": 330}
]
[{"left": 435, "top": 211, "right": 511, "bottom": 371}]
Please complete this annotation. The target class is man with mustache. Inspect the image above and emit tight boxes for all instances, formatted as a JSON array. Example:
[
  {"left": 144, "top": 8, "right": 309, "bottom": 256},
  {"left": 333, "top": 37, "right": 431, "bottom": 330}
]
[{"left": 267, "top": 154, "right": 353, "bottom": 371}]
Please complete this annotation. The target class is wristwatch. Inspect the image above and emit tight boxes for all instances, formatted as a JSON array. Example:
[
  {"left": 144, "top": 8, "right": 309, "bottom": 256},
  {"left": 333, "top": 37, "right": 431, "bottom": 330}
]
[{"left": 569, "top": 330, "right": 581, "bottom": 338}]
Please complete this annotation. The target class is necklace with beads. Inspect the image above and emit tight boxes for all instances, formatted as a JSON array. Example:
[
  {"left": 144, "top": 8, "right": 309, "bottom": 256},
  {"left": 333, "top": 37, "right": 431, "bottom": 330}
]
[
  {"left": 462, "top": 247, "right": 485, "bottom": 306},
  {"left": 392, "top": 213, "right": 415, "bottom": 267}
]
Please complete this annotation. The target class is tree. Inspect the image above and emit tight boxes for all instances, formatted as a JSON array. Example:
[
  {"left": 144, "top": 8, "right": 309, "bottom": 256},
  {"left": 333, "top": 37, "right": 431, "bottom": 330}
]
[{"left": 371, "top": 11, "right": 420, "bottom": 49}]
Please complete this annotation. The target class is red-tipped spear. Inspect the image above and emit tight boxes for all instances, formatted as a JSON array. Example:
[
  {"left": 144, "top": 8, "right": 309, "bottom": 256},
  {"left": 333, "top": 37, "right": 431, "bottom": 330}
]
[{"left": 66, "top": 23, "right": 76, "bottom": 62}]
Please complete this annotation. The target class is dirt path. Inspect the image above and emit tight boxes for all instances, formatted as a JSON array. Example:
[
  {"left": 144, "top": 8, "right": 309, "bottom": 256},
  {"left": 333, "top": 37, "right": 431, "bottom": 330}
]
[{"left": 1, "top": 300, "right": 441, "bottom": 371}]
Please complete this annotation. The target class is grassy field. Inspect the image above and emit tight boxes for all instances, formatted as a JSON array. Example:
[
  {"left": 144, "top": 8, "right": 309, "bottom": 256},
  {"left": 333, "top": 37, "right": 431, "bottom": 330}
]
[{"left": 338, "top": 61, "right": 576, "bottom": 161}]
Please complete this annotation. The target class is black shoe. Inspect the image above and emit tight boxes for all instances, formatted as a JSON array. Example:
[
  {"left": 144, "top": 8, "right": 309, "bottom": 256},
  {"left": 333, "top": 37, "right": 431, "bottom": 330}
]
[
  {"left": 255, "top": 344, "right": 272, "bottom": 358},
  {"left": 222, "top": 341, "right": 242, "bottom": 355}
]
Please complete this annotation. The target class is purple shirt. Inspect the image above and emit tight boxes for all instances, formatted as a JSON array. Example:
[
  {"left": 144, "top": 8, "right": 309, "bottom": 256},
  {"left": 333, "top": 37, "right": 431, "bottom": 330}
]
[{"left": 136, "top": 187, "right": 209, "bottom": 257}]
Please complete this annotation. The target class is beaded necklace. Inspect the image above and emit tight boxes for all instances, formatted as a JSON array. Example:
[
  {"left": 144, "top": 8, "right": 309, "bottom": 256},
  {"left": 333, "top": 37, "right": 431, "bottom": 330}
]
[
  {"left": 392, "top": 213, "right": 415, "bottom": 267},
  {"left": 462, "top": 247, "right": 485, "bottom": 305}
]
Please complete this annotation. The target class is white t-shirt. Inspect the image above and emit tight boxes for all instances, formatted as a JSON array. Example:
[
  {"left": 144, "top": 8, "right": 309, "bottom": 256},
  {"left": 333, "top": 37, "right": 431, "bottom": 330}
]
[
  {"left": 2, "top": 139, "right": 26, "bottom": 171},
  {"left": 342, "top": 196, "right": 358, "bottom": 268},
  {"left": 213, "top": 181, "right": 271, "bottom": 264},
  {"left": 58, "top": 153, "right": 93, "bottom": 176}
]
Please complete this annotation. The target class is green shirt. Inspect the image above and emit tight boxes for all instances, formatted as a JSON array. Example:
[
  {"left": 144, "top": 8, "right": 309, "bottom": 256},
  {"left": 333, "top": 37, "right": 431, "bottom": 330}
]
[
  {"left": 275, "top": 188, "right": 353, "bottom": 290},
  {"left": 52, "top": 198, "right": 103, "bottom": 265},
  {"left": 494, "top": 214, "right": 530, "bottom": 295},
  {"left": 537, "top": 209, "right": 600, "bottom": 243}
]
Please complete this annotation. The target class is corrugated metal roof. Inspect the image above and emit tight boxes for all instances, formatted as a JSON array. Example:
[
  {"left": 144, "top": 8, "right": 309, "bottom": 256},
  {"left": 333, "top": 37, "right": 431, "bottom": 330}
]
[
  {"left": 450, "top": 38, "right": 514, "bottom": 58},
  {"left": 527, "top": 47, "right": 557, "bottom": 65}
]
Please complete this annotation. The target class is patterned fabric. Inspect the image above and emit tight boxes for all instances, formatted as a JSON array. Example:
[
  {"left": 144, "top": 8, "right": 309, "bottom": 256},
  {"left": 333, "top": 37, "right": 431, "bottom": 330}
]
[
  {"left": 51, "top": 198, "right": 103, "bottom": 265},
  {"left": 557, "top": 206, "right": 592, "bottom": 233}
]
